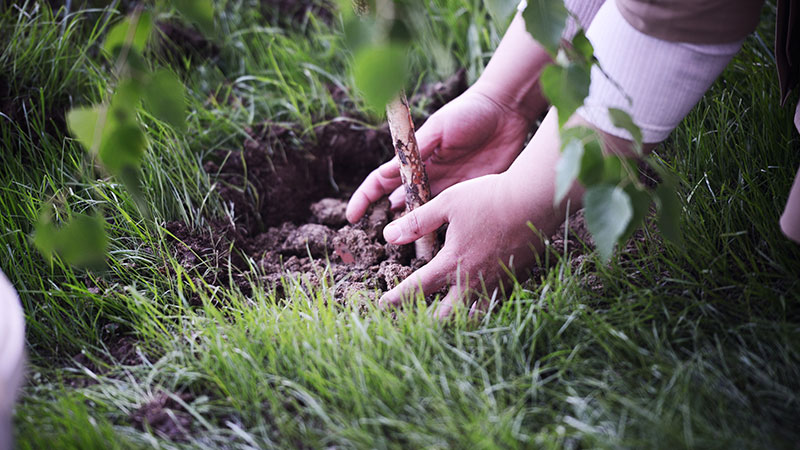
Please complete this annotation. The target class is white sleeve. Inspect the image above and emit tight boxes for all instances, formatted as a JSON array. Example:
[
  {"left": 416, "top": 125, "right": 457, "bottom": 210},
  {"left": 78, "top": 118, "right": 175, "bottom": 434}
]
[{"left": 576, "top": 1, "right": 743, "bottom": 143}]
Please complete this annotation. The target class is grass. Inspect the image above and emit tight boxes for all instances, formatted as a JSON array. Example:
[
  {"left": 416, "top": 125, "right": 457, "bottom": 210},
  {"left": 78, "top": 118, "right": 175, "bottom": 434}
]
[{"left": 2, "top": 1, "right": 799, "bottom": 448}]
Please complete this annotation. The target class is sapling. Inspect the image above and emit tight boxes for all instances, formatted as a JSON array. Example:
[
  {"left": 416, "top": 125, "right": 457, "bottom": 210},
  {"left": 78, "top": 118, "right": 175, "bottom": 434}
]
[{"left": 352, "top": 0, "right": 436, "bottom": 261}]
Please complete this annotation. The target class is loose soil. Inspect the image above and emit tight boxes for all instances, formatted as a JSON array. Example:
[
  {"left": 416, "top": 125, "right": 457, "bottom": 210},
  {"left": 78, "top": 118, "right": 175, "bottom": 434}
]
[{"left": 167, "top": 71, "right": 470, "bottom": 304}]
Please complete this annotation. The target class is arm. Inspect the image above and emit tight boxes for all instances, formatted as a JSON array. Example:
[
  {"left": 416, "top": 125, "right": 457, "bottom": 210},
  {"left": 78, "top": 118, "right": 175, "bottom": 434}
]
[{"left": 379, "top": 1, "right": 745, "bottom": 317}]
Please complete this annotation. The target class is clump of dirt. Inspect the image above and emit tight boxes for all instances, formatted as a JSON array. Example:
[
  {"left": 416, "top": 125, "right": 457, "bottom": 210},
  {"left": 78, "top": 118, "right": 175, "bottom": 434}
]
[
  {"left": 166, "top": 70, "right": 472, "bottom": 303},
  {"left": 131, "top": 391, "right": 194, "bottom": 442}
]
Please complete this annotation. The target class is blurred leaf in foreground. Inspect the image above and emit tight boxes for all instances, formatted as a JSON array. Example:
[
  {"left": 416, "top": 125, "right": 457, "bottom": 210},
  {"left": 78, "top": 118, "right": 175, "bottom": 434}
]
[
  {"left": 583, "top": 184, "right": 633, "bottom": 260},
  {"left": 103, "top": 11, "right": 153, "bottom": 56},
  {"left": 173, "top": 0, "right": 215, "bottom": 35},
  {"left": 34, "top": 210, "right": 108, "bottom": 269},
  {"left": 142, "top": 69, "right": 187, "bottom": 131},
  {"left": 353, "top": 44, "right": 409, "bottom": 112},
  {"left": 521, "top": 0, "right": 568, "bottom": 56},
  {"left": 541, "top": 62, "right": 591, "bottom": 128}
]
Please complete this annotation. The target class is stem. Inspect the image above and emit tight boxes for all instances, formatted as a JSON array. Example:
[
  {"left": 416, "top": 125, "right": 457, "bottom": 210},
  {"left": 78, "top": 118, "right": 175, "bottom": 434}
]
[
  {"left": 350, "top": 0, "right": 435, "bottom": 260},
  {"left": 386, "top": 93, "right": 436, "bottom": 261}
]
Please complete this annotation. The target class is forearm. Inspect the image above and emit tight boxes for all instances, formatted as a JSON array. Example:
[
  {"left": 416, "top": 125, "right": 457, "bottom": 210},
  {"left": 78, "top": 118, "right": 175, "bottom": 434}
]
[
  {"left": 500, "top": 108, "right": 584, "bottom": 243},
  {"left": 470, "top": 13, "right": 551, "bottom": 123}
]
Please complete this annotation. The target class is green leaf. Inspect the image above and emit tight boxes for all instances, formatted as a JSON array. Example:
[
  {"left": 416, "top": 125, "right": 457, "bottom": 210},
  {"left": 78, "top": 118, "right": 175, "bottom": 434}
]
[
  {"left": 173, "top": 0, "right": 215, "bottom": 35},
  {"left": 577, "top": 140, "right": 604, "bottom": 186},
  {"left": 66, "top": 106, "right": 105, "bottom": 152},
  {"left": 143, "top": 69, "right": 187, "bottom": 131},
  {"left": 353, "top": 44, "right": 409, "bottom": 112},
  {"left": 104, "top": 11, "right": 153, "bottom": 56},
  {"left": 484, "top": 0, "right": 519, "bottom": 28},
  {"left": 34, "top": 210, "right": 108, "bottom": 269},
  {"left": 99, "top": 123, "right": 147, "bottom": 174},
  {"left": 608, "top": 108, "right": 643, "bottom": 152},
  {"left": 570, "top": 30, "right": 594, "bottom": 63},
  {"left": 583, "top": 184, "right": 633, "bottom": 260},
  {"left": 110, "top": 79, "right": 144, "bottom": 123},
  {"left": 621, "top": 185, "right": 652, "bottom": 242},
  {"left": 555, "top": 138, "right": 583, "bottom": 204},
  {"left": 541, "top": 62, "right": 591, "bottom": 128},
  {"left": 521, "top": 0, "right": 569, "bottom": 56},
  {"left": 655, "top": 184, "right": 684, "bottom": 246}
]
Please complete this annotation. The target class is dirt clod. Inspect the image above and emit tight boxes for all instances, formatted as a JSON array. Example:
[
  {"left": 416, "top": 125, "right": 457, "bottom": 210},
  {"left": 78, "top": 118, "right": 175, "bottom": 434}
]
[
  {"left": 310, "top": 198, "right": 348, "bottom": 227},
  {"left": 282, "top": 224, "right": 335, "bottom": 257}
]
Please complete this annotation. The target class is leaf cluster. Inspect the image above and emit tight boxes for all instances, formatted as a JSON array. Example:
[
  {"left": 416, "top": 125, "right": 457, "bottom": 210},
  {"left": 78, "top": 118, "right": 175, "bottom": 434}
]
[{"left": 35, "top": 1, "right": 213, "bottom": 268}]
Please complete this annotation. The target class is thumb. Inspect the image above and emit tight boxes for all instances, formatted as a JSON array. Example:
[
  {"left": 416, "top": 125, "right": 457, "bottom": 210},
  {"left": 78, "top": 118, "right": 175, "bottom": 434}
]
[
  {"left": 415, "top": 113, "right": 443, "bottom": 160},
  {"left": 383, "top": 196, "right": 448, "bottom": 245}
]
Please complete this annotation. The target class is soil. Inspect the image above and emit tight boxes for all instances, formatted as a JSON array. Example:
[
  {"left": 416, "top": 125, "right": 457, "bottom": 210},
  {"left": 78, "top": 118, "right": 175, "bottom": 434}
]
[
  {"left": 166, "top": 71, "right": 470, "bottom": 304},
  {"left": 131, "top": 391, "right": 195, "bottom": 441}
]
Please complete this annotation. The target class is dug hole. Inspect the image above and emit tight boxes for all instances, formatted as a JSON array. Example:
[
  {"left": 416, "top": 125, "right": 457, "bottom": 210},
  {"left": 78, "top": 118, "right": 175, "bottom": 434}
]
[{"left": 0, "top": 270, "right": 24, "bottom": 450}]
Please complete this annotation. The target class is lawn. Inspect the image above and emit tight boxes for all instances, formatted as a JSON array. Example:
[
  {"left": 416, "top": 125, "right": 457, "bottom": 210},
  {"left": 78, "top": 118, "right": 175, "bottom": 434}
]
[{"left": 2, "top": 1, "right": 799, "bottom": 449}]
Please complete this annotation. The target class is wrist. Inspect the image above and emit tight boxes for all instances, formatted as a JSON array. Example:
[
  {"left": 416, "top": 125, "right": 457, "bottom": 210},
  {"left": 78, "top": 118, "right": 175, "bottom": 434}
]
[{"left": 470, "top": 77, "right": 547, "bottom": 125}]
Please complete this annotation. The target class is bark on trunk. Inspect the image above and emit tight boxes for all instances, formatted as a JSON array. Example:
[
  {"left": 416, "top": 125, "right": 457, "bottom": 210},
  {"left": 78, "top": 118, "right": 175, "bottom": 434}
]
[
  {"left": 351, "top": 1, "right": 435, "bottom": 260},
  {"left": 385, "top": 94, "right": 436, "bottom": 261}
]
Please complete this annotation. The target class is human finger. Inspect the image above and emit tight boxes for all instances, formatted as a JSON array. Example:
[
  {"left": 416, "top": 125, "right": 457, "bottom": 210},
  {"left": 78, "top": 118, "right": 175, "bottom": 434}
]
[
  {"left": 378, "top": 250, "right": 453, "bottom": 309},
  {"left": 434, "top": 286, "right": 467, "bottom": 320},
  {"left": 346, "top": 162, "right": 404, "bottom": 223},
  {"left": 388, "top": 186, "right": 405, "bottom": 210},
  {"left": 415, "top": 113, "right": 443, "bottom": 160},
  {"left": 382, "top": 194, "right": 449, "bottom": 245}
]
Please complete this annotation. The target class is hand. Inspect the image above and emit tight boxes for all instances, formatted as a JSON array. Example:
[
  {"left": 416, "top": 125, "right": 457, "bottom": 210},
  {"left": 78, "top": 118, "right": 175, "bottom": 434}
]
[
  {"left": 378, "top": 172, "right": 552, "bottom": 318},
  {"left": 346, "top": 88, "right": 533, "bottom": 223},
  {"left": 377, "top": 108, "right": 583, "bottom": 319}
]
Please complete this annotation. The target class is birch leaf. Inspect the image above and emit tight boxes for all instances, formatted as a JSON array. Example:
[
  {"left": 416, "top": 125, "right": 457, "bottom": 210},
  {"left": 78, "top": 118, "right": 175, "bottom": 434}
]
[
  {"left": 655, "top": 184, "right": 684, "bottom": 246},
  {"left": 103, "top": 12, "right": 153, "bottom": 55},
  {"left": 34, "top": 211, "right": 108, "bottom": 269},
  {"left": 621, "top": 185, "right": 652, "bottom": 242},
  {"left": 173, "top": 0, "right": 214, "bottom": 34},
  {"left": 541, "top": 62, "right": 591, "bottom": 128},
  {"left": 608, "top": 108, "right": 643, "bottom": 153},
  {"left": 143, "top": 69, "right": 187, "bottom": 131},
  {"left": 578, "top": 140, "right": 604, "bottom": 186},
  {"left": 66, "top": 106, "right": 105, "bottom": 152},
  {"left": 555, "top": 138, "right": 583, "bottom": 204},
  {"left": 584, "top": 185, "right": 633, "bottom": 260},
  {"left": 353, "top": 44, "right": 408, "bottom": 112},
  {"left": 521, "top": 0, "right": 568, "bottom": 56}
]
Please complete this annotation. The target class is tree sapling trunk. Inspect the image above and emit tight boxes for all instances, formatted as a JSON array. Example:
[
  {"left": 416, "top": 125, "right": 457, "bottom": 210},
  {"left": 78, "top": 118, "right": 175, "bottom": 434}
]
[
  {"left": 385, "top": 94, "right": 436, "bottom": 261},
  {"left": 351, "top": 0, "right": 436, "bottom": 261}
]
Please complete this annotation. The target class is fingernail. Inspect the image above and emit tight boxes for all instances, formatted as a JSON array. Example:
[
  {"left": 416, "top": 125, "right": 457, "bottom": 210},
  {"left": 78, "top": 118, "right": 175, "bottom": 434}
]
[{"left": 383, "top": 223, "right": 400, "bottom": 242}]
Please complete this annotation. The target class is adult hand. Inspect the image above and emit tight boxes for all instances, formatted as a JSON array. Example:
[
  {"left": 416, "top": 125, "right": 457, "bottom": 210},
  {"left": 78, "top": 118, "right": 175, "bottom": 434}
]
[
  {"left": 345, "top": 88, "right": 533, "bottom": 223},
  {"left": 377, "top": 108, "right": 584, "bottom": 319},
  {"left": 377, "top": 172, "right": 549, "bottom": 318}
]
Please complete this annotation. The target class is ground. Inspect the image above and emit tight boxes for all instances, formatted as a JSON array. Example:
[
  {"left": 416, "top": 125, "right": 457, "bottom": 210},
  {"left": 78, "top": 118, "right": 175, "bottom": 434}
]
[{"left": 1, "top": 1, "right": 799, "bottom": 449}]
